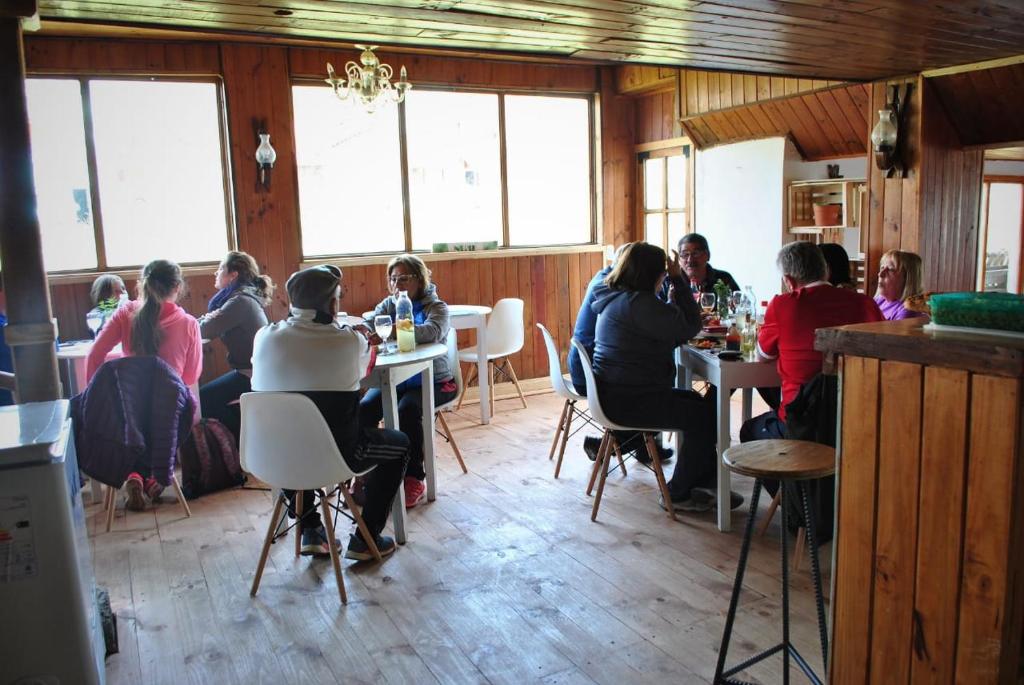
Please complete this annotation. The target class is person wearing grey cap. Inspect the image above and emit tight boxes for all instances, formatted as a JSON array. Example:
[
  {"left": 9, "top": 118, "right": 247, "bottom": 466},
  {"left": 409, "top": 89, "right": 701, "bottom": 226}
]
[{"left": 251, "top": 264, "right": 410, "bottom": 561}]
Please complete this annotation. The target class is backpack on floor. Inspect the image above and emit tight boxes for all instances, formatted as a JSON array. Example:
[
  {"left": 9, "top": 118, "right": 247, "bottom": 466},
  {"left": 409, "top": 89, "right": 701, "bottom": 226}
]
[{"left": 179, "top": 418, "right": 245, "bottom": 499}]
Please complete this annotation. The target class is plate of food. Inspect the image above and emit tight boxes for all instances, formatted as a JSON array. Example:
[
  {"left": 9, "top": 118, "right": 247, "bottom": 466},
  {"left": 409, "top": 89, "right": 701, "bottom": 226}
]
[{"left": 690, "top": 338, "right": 722, "bottom": 350}]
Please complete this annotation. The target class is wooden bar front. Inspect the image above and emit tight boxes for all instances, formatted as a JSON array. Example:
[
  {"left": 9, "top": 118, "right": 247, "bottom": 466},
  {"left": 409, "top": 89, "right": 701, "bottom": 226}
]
[{"left": 816, "top": 319, "right": 1024, "bottom": 684}]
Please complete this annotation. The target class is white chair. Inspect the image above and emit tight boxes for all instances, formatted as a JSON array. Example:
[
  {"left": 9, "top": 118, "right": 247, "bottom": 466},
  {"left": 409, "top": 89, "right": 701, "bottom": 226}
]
[
  {"left": 456, "top": 298, "right": 528, "bottom": 415},
  {"left": 240, "top": 392, "right": 381, "bottom": 605},
  {"left": 435, "top": 329, "right": 467, "bottom": 474},
  {"left": 103, "top": 474, "right": 190, "bottom": 532},
  {"left": 570, "top": 339, "right": 678, "bottom": 522},
  {"left": 536, "top": 323, "right": 602, "bottom": 479}
]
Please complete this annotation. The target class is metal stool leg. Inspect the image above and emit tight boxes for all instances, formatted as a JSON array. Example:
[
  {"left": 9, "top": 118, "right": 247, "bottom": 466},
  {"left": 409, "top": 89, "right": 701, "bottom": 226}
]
[
  {"left": 714, "top": 479, "right": 763, "bottom": 683},
  {"left": 781, "top": 483, "right": 791, "bottom": 685},
  {"left": 800, "top": 481, "right": 830, "bottom": 670}
]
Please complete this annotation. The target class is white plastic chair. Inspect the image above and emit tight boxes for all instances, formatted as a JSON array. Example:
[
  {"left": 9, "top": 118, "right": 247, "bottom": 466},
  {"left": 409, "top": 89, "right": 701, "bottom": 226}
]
[
  {"left": 456, "top": 298, "right": 527, "bottom": 414},
  {"left": 536, "top": 323, "right": 601, "bottom": 478},
  {"left": 435, "top": 329, "right": 467, "bottom": 474},
  {"left": 570, "top": 339, "right": 678, "bottom": 522},
  {"left": 240, "top": 392, "right": 381, "bottom": 605}
]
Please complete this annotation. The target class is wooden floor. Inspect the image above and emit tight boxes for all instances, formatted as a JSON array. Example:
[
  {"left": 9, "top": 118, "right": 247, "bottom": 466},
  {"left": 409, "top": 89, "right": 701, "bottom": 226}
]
[{"left": 89, "top": 391, "right": 831, "bottom": 685}]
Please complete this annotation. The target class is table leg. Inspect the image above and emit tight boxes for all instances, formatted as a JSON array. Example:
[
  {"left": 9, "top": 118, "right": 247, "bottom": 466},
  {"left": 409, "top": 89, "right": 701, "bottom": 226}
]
[
  {"left": 380, "top": 371, "right": 407, "bottom": 544},
  {"left": 477, "top": 320, "right": 490, "bottom": 425},
  {"left": 421, "top": 365, "right": 437, "bottom": 502},
  {"left": 717, "top": 384, "right": 732, "bottom": 532},
  {"left": 677, "top": 357, "right": 695, "bottom": 458}
]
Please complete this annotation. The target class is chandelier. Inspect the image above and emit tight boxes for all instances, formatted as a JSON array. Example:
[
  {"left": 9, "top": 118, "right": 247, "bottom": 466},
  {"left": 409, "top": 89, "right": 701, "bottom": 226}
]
[{"left": 325, "top": 45, "right": 411, "bottom": 112}]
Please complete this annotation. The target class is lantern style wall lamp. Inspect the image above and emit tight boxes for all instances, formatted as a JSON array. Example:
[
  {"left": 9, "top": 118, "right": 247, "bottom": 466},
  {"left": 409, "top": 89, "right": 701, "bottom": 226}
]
[
  {"left": 871, "top": 83, "right": 912, "bottom": 178},
  {"left": 254, "top": 129, "right": 277, "bottom": 191}
]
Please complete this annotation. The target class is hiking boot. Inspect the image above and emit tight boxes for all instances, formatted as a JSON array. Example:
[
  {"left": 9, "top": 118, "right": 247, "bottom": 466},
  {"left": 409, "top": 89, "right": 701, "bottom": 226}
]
[
  {"left": 300, "top": 526, "right": 341, "bottom": 557},
  {"left": 344, "top": 533, "right": 397, "bottom": 562},
  {"left": 583, "top": 436, "right": 603, "bottom": 461},
  {"left": 124, "top": 472, "right": 146, "bottom": 511},
  {"left": 404, "top": 477, "right": 426, "bottom": 509},
  {"left": 692, "top": 487, "right": 746, "bottom": 510},
  {"left": 144, "top": 477, "right": 165, "bottom": 502},
  {"left": 659, "top": 488, "right": 715, "bottom": 513}
]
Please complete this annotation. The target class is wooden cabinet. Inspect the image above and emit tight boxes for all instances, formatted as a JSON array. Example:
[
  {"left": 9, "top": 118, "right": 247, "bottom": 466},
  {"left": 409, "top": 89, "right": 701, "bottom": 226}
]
[
  {"left": 816, "top": 319, "right": 1024, "bottom": 684},
  {"left": 786, "top": 178, "right": 865, "bottom": 246}
]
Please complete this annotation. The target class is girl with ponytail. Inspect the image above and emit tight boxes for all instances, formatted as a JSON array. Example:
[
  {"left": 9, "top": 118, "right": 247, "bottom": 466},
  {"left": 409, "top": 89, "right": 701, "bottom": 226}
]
[{"left": 197, "top": 251, "right": 275, "bottom": 443}]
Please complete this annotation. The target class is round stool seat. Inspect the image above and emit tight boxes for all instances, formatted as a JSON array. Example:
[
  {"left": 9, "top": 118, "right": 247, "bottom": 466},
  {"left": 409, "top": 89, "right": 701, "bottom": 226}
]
[{"left": 723, "top": 439, "right": 835, "bottom": 481}]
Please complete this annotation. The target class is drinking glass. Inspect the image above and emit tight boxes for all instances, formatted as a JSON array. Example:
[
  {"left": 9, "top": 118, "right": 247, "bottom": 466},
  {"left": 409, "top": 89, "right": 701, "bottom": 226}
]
[
  {"left": 86, "top": 313, "right": 103, "bottom": 339},
  {"left": 373, "top": 314, "right": 393, "bottom": 354},
  {"left": 729, "top": 291, "right": 744, "bottom": 314},
  {"left": 699, "top": 292, "right": 717, "bottom": 318}
]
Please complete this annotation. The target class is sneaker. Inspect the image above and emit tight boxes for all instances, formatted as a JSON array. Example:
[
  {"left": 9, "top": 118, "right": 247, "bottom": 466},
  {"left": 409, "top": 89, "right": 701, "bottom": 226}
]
[
  {"left": 404, "top": 477, "right": 426, "bottom": 509},
  {"left": 692, "top": 487, "right": 746, "bottom": 510},
  {"left": 659, "top": 488, "right": 715, "bottom": 513},
  {"left": 583, "top": 436, "right": 603, "bottom": 461},
  {"left": 633, "top": 442, "right": 674, "bottom": 465},
  {"left": 143, "top": 477, "right": 165, "bottom": 502},
  {"left": 124, "top": 472, "right": 146, "bottom": 511},
  {"left": 300, "top": 526, "right": 342, "bottom": 557},
  {"left": 344, "top": 533, "right": 397, "bottom": 562}
]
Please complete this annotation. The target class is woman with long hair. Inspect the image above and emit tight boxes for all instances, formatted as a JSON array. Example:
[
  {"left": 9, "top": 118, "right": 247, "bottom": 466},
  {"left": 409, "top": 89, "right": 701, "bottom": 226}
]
[
  {"left": 874, "top": 249, "right": 926, "bottom": 320},
  {"left": 198, "top": 251, "right": 275, "bottom": 442},
  {"left": 86, "top": 258, "right": 202, "bottom": 508},
  {"left": 85, "top": 273, "right": 127, "bottom": 333}
]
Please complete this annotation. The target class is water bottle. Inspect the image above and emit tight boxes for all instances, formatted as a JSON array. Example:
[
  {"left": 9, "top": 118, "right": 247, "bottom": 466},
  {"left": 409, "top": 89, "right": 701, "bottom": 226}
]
[
  {"left": 743, "top": 285, "right": 757, "bottom": 322},
  {"left": 395, "top": 291, "right": 416, "bottom": 353}
]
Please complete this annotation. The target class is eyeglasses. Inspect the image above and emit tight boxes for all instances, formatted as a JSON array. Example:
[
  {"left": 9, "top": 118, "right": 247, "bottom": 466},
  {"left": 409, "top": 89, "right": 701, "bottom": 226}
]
[
  {"left": 679, "top": 251, "right": 705, "bottom": 261},
  {"left": 388, "top": 274, "right": 417, "bottom": 284}
]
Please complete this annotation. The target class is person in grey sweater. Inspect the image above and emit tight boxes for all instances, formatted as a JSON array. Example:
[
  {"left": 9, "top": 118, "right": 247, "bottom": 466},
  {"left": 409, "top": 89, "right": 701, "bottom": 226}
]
[{"left": 198, "top": 251, "right": 275, "bottom": 442}]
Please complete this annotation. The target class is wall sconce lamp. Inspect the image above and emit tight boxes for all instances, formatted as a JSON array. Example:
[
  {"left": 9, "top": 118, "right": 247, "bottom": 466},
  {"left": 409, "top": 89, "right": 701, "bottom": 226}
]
[
  {"left": 871, "top": 83, "right": 912, "bottom": 178},
  {"left": 254, "top": 130, "right": 277, "bottom": 190}
]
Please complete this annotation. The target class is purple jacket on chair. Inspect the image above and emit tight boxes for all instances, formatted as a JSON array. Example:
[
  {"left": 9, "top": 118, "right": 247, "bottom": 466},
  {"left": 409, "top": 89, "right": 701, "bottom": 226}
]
[{"left": 71, "top": 356, "right": 195, "bottom": 487}]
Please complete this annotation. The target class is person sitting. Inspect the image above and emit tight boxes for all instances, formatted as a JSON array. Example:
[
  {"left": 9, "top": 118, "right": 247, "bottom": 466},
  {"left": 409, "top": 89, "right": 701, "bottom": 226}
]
[
  {"left": 86, "top": 259, "right": 203, "bottom": 509},
  {"left": 874, "top": 249, "right": 927, "bottom": 321},
  {"left": 592, "top": 242, "right": 730, "bottom": 513},
  {"left": 86, "top": 273, "right": 127, "bottom": 334},
  {"left": 252, "top": 264, "right": 409, "bottom": 560},
  {"left": 359, "top": 254, "right": 453, "bottom": 509},
  {"left": 198, "top": 251, "right": 275, "bottom": 444},
  {"left": 669, "top": 233, "right": 740, "bottom": 298},
  {"left": 819, "top": 243, "right": 857, "bottom": 290},
  {"left": 568, "top": 245, "right": 672, "bottom": 465}
]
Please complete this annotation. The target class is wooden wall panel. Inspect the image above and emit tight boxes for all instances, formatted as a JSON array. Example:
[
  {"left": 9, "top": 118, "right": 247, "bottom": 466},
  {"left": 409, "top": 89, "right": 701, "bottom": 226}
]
[
  {"left": 600, "top": 66, "right": 636, "bottom": 247},
  {"left": 928, "top": 62, "right": 1024, "bottom": 149},
  {"left": 634, "top": 89, "right": 675, "bottom": 145},
  {"left": 24, "top": 36, "right": 221, "bottom": 73},
  {"left": 676, "top": 68, "right": 842, "bottom": 117}
]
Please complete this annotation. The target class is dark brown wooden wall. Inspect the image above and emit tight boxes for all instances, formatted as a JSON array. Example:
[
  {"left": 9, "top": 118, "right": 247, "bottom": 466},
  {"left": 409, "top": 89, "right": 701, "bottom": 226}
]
[
  {"left": 25, "top": 36, "right": 628, "bottom": 385},
  {"left": 928, "top": 61, "right": 1024, "bottom": 149}
]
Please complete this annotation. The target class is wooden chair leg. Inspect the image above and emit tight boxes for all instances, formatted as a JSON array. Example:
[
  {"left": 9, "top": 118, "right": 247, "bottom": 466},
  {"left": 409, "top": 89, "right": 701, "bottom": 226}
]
[
  {"left": 646, "top": 434, "right": 677, "bottom": 522},
  {"left": 456, "top": 363, "right": 476, "bottom": 410},
  {"left": 757, "top": 491, "right": 782, "bottom": 538},
  {"left": 614, "top": 444, "right": 627, "bottom": 477},
  {"left": 549, "top": 399, "right": 570, "bottom": 460},
  {"left": 793, "top": 527, "right": 806, "bottom": 572},
  {"left": 171, "top": 475, "right": 191, "bottom": 518},
  {"left": 553, "top": 401, "right": 574, "bottom": 479},
  {"left": 489, "top": 361, "right": 496, "bottom": 417},
  {"left": 437, "top": 411, "right": 467, "bottom": 474},
  {"left": 318, "top": 491, "right": 348, "bottom": 605},
  {"left": 105, "top": 485, "right": 117, "bottom": 532},
  {"left": 586, "top": 432, "right": 610, "bottom": 496},
  {"left": 505, "top": 358, "right": 528, "bottom": 409},
  {"left": 294, "top": 490, "right": 304, "bottom": 557},
  {"left": 591, "top": 434, "right": 616, "bottom": 521},
  {"left": 339, "top": 487, "right": 382, "bottom": 562},
  {"left": 251, "top": 494, "right": 285, "bottom": 597}
]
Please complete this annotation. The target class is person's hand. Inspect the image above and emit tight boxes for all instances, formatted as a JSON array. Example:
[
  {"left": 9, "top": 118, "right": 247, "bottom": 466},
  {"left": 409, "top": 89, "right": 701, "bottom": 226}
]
[
  {"left": 353, "top": 323, "right": 382, "bottom": 346},
  {"left": 667, "top": 249, "right": 683, "bottom": 280}
]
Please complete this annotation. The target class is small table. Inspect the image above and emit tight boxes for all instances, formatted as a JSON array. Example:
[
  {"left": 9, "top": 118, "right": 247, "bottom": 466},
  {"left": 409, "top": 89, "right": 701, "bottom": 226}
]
[
  {"left": 676, "top": 346, "right": 781, "bottom": 532},
  {"left": 362, "top": 342, "right": 447, "bottom": 544},
  {"left": 448, "top": 305, "right": 492, "bottom": 425}
]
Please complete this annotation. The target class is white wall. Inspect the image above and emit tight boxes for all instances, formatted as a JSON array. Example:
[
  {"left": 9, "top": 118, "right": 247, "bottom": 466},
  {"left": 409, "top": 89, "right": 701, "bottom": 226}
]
[
  {"left": 695, "top": 137, "right": 787, "bottom": 303},
  {"left": 984, "top": 160, "right": 1024, "bottom": 176}
]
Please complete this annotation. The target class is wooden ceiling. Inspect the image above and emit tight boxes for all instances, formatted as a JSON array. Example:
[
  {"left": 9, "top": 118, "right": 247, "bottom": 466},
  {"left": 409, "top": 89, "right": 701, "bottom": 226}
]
[
  {"left": 34, "top": 0, "right": 1024, "bottom": 81},
  {"left": 927, "top": 61, "right": 1024, "bottom": 149}
]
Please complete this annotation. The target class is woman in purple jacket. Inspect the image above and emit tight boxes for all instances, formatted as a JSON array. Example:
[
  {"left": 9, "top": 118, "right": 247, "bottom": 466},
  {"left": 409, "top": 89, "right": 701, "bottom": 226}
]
[{"left": 874, "top": 249, "right": 927, "bottom": 321}]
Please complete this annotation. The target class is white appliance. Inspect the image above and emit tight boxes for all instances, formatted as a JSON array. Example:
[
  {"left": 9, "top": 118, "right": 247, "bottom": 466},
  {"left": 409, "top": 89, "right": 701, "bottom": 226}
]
[{"left": 0, "top": 400, "right": 105, "bottom": 685}]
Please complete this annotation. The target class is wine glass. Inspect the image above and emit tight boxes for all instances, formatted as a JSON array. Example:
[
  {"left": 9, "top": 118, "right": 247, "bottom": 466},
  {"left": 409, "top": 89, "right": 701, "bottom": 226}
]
[
  {"left": 373, "top": 314, "right": 393, "bottom": 354},
  {"left": 729, "top": 291, "right": 744, "bottom": 314},
  {"left": 86, "top": 312, "right": 103, "bottom": 339},
  {"left": 699, "top": 292, "right": 717, "bottom": 320}
]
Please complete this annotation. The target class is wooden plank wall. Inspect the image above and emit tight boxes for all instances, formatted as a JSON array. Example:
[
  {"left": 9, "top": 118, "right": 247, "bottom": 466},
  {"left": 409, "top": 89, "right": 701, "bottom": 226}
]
[
  {"left": 24, "top": 36, "right": 625, "bottom": 385},
  {"left": 831, "top": 356, "right": 1024, "bottom": 683},
  {"left": 927, "top": 61, "right": 1024, "bottom": 149}
]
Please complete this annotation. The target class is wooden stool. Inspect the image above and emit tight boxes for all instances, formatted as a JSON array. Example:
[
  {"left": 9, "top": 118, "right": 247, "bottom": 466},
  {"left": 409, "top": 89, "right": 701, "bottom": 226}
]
[{"left": 714, "top": 439, "right": 835, "bottom": 684}]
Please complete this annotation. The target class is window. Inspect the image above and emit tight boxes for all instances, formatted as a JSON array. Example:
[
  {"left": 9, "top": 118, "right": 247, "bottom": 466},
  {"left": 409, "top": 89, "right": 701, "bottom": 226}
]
[
  {"left": 293, "top": 86, "right": 594, "bottom": 257},
  {"left": 25, "top": 77, "right": 232, "bottom": 272},
  {"left": 641, "top": 147, "right": 690, "bottom": 253}
]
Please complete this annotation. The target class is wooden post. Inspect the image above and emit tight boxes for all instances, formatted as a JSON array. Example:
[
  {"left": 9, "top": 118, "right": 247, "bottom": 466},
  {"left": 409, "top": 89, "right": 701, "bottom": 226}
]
[{"left": 0, "top": 3, "right": 62, "bottom": 403}]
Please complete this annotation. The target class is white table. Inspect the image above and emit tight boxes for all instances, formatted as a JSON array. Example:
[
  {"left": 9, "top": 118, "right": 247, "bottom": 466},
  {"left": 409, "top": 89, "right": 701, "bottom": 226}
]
[
  {"left": 448, "top": 305, "right": 492, "bottom": 425},
  {"left": 676, "top": 346, "right": 781, "bottom": 532},
  {"left": 362, "top": 342, "right": 447, "bottom": 544}
]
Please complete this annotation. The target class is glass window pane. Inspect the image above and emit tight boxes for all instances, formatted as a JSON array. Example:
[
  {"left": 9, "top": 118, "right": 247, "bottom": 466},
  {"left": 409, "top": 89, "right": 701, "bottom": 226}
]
[
  {"left": 645, "top": 213, "right": 664, "bottom": 250},
  {"left": 293, "top": 86, "right": 404, "bottom": 257},
  {"left": 405, "top": 90, "right": 502, "bottom": 251},
  {"left": 644, "top": 157, "right": 664, "bottom": 210},
  {"left": 504, "top": 95, "right": 591, "bottom": 246},
  {"left": 89, "top": 80, "right": 230, "bottom": 267},
  {"left": 667, "top": 154, "right": 686, "bottom": 210},
  {"left": 668, "top": 210, "right": 685, "bottom": 245},
  {"left": 26, "top": 79, "right": 98, "bottom": 271}
]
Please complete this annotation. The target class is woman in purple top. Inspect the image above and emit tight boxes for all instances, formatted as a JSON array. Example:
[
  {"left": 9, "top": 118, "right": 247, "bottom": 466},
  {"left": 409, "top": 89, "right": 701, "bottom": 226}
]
[{"left": 874, "top": 249, "right": 927, "bottom": 321}]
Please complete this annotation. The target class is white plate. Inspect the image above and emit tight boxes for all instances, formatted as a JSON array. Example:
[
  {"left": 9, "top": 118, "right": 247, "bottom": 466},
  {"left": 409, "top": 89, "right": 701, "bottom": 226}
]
[{"left": 923, "top": 322, "right": 1024, "bottom": 340}]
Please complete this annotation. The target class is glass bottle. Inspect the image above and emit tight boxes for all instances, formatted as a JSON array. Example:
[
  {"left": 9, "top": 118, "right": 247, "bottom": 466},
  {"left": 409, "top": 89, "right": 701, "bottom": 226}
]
[
  {"left": 725, "top": 323, "right": 741, "bottom": 351},
  {"left": 395, "top": 291, "right": 416, "bottom": 353}
]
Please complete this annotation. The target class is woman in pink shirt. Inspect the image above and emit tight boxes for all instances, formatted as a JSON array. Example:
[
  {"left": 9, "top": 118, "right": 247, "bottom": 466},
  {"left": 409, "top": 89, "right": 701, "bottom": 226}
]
[{"left": 86, "top": 259, "right": 202, "bottom": 508}]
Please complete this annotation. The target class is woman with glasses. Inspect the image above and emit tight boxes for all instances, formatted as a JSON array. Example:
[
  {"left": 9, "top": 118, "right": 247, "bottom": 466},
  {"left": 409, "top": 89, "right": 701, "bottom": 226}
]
[
  {"left": 359, "top": 254, "right": 453, "bottom": 509},
  {"left": 874, "top": 249, "right": 927, "bottom": 321}
]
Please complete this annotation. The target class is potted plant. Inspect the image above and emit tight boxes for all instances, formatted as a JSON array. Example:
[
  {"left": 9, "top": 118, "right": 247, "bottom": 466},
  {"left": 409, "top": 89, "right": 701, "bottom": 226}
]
[{"left": 813, "top": 201, "right": 842, "bottom": 227}]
